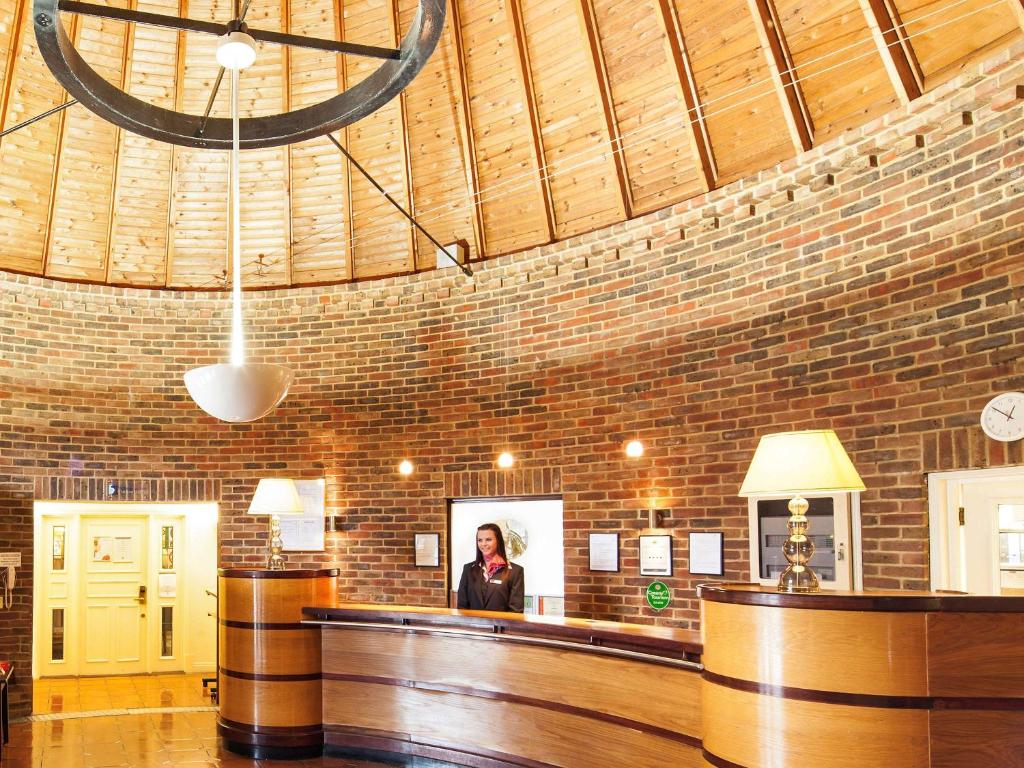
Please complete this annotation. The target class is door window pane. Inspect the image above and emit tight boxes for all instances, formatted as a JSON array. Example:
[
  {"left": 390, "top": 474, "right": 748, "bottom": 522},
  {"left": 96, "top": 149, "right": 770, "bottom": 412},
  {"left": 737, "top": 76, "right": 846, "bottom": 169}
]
[
  {"left": 52, "top": 608, "right": 65, "bottom": 661},
  {"left": 161, "top": 607, "right": 173, "bottom": 657},
  {"left": 161, "top": 526, "right": 174, "bottom": 569},
  {"left": 52, "top": 526, "right": 66, "bottom": 571}
]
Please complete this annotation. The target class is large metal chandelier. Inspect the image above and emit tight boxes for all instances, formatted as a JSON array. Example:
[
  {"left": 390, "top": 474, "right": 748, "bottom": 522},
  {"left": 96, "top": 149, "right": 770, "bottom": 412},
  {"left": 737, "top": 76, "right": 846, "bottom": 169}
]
[
  {"left": 32, "top": 0, "right": 445, "bottom": 149},
  {"left": 31, "top": 0, "right": 447, "bottom": 421}
]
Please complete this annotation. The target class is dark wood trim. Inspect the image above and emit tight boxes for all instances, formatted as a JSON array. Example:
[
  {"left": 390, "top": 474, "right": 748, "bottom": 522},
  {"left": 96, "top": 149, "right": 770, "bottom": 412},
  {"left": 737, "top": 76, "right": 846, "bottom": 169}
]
[
  {"left": 749, "top": 0, "right": 813, "bottom": 151},
  {"left": 219, "top": 717, "right": 323, "bottom": 757},
  {"left": 323, "top": 673, "right": 702, "bottom": 747},
  {"left": 702, "top": 749, "right": 747, "bottom": 768},
  {"left": 703, "top": 670, "right": 1024, "bottom": 711},
  {"left": 220, "top": 619, "right": 312, "bottom": 630},
  {"left": 219, "top": 716, "right": 323, "bottom": 736},
  {"left": 220, "top": 667, "right": 322, "bottom": 682},
  {"left": 450, "top": 494, "right": 563, "bottom": 504},
  {"left": 218, "top": 568, "right": 339, "bottom": 579},
  {"left": 303, "top": 605, "right": 701, "bottom": 657},
  {"left": 326, "top": 727, "right": 581, "bottom": 768},
  {"left": 697, "top": 584, "right": 1024, "bottom": 612},
  {"left": 861, "top": 0, "right": 924, "bottom": 102}
]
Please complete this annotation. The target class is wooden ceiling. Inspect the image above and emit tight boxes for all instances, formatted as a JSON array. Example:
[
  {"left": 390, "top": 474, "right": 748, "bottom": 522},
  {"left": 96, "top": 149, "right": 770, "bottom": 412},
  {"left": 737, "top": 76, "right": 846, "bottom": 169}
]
[{"left": 0, "top": 0, "right": 1019, "bottom": 289}]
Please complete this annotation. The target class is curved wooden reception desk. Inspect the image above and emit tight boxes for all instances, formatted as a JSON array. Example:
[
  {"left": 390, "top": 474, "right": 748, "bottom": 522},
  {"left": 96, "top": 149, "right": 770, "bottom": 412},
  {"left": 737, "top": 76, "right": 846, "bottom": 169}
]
[
  {"left": 699, "top": 585, "right": 1024, "bottom": 768},
  {"left": 302, "top": 604, "right": 704, "bottom": 767},
  {"left": 216, "top": 568, "right": 338, "bottom": 759}
]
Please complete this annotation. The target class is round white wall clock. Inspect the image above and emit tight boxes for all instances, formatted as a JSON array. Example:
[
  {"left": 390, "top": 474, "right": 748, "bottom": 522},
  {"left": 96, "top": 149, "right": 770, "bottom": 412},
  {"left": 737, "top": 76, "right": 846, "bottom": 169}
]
[{"left": 980, "top": 392, "right": 1024, "bottom": 442}]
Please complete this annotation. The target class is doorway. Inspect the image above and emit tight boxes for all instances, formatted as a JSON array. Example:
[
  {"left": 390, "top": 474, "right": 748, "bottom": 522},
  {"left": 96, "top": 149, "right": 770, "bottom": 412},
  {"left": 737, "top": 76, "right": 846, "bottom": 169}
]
[
  {"left": 928, "top": 466, "right": 1024, "bottom": 594},
  {"left": 33, "top": 502, "right": 218, "bottom": 678}
]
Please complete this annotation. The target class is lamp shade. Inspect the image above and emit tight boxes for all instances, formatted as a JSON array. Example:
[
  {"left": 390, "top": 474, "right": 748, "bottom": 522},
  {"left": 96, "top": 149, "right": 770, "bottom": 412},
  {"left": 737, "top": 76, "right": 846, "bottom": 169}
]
[
  {"left": 739, "top": 429, "right": 865, "bottom": 496},
  {"left": 184, "top": 363, "right": 293, "bottom": 423},
  {"left": 247, "top": 478, "right": 304, "bottom": 516}
]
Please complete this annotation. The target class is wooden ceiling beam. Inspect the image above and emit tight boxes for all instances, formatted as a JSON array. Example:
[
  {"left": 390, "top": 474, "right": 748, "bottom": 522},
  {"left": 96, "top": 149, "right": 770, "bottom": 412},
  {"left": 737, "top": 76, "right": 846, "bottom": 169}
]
[
  {"left": 858, "top": 0, "right": 923, "bottom": 104},
  {"left": 506, "top": 0, "right": 557, "bottom": 244},
  {"left": 656, "top": 0, "right": 717, "bottom": 191},
  {"left": 1005, "top": 0, "right": 1024, "bottom": 34},
  {"left": 334, "top": 0, "right": 355, "bottom": 282},
  {"left": 162, "top": 0, "right": 189, "bottom": 289},
  {"left": 447, "top": 0, "right": 486, "bottom": 260},
  {"left": 0, "top": 0, "right": 27, "bottom": 136},
  {"left": 101, "top": 0, "right": 136, "bottom": 285},
  {"left": 281, "top": 0, "right": 293, "bottom": 286},
  {"left": 747, "top": 0, "right": 813, "bottom": 151},
  {"left": 388, "top": 0, "right": 418, "bottom": 273},
  {"left": 577, "top": 0, "right": 632, "bottom": 220},
  {"left": 41, "top": 15, "right": 80, "bottom": 278}
]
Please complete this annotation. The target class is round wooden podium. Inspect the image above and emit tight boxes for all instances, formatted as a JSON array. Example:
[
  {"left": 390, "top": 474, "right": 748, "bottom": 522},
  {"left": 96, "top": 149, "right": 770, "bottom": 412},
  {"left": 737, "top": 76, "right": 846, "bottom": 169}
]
[{"left": 216, "top": 568, "right": 338, "bottom": 759}]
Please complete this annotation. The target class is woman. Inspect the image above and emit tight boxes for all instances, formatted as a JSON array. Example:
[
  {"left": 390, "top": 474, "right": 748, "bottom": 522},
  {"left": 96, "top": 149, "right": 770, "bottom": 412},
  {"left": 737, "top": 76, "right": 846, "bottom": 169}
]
[{"left": 456, "top": 523, "right": 525, "bottom": 612}]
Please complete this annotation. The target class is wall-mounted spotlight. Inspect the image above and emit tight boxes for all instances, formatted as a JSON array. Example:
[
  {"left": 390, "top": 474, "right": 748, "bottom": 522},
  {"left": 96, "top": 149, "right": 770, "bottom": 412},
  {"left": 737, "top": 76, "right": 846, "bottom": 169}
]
[
  {"left": 398, "top": 460, "right": 414, "bottom": 476},
  {"left": 497, "top": 452, "right": 515, "bottom": 469},
  {"left": 625, "top": 439, "right": 645, "bottom": 458}
]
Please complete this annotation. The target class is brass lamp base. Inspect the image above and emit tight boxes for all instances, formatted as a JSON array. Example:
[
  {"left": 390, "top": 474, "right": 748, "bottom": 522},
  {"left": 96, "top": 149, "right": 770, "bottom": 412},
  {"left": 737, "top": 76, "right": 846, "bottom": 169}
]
[
  {"left": 267, "top": 514, "right": 287, "bottom": 571},
  {"left": 777, "top": 494, "right": 820, "bottom": 593}
]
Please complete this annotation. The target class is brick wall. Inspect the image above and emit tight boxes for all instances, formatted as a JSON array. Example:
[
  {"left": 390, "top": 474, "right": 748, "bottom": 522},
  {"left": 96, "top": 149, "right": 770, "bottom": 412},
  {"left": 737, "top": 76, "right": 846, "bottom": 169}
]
[{"left": 1, "top": 41, "right": 1023, "bottom": 717}]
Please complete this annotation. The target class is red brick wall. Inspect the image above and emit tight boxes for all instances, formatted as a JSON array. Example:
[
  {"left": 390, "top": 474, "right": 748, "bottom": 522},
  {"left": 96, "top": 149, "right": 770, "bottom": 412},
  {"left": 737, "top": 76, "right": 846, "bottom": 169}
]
[{"left": 1, "top": 42, "right": 1023, "bottom": 717}]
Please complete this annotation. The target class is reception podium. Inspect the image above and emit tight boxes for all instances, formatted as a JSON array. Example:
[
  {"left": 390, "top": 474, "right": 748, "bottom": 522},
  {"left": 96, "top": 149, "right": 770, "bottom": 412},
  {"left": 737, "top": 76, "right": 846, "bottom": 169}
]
[{"left": 217, "top": 572, "right": 1024, "bottom": 767}]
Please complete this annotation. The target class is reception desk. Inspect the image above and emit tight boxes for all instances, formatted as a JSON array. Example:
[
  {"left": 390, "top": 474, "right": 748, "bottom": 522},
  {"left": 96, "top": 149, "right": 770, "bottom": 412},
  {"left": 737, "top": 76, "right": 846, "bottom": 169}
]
[
  {"left": 700, "top": 584, "right": 1024, "bottom": 768},
  {"left": 304, "top": 604, "right": 704, "bottom": 767},
  {"left": 218, "top": 579, "right": 1024, "bottom": 766}
]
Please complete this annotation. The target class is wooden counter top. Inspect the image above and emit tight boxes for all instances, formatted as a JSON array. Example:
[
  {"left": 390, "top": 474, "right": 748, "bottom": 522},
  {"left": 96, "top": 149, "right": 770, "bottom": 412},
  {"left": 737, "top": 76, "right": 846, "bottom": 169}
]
[
  {"left": 302, "top": 603, "right": 702, "bottom": 661},
  {"left": 698, "top": 582, "right": 1024, "bottom": 611}
]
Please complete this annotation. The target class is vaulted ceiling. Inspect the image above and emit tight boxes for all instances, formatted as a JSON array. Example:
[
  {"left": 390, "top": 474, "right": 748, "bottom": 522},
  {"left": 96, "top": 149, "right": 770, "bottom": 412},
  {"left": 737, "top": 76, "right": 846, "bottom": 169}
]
[{"left": 0, "top": 0, "right": 1019, "bottom": 289}]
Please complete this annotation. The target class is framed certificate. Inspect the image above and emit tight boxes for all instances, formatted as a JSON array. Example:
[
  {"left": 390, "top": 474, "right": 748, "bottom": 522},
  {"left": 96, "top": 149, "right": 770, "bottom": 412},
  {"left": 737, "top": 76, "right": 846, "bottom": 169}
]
[
  {"left": 588, "top": 532, "right": 620, "bottom": 572},
  {"left": 282, "top": 479, "right": 326, "bottom": 552},
  {"left": 688, "top": 531, "right": 725, "bottom": 576},
  {"left": 414, "top": 533, "right": 440, "bottom": 567},
  {"left": 639, "top": 534, "right": 672, "bottom": 577}
]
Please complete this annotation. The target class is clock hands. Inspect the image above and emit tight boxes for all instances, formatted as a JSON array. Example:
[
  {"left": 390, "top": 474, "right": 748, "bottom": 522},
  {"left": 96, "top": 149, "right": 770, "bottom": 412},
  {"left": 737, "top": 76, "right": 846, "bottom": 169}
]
[{"left": 991, "top": 405, "right": 1017, "bottom": 421}]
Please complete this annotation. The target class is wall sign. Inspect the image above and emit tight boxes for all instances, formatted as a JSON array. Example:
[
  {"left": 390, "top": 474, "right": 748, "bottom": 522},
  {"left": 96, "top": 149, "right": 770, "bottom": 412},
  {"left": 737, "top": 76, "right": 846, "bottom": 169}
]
[
  {"left": 645, "top": 581, "right": 671, "bottom": 611},
  {"left": 588, "top": 532, "right": 619, "bottom": 572},
  {"left": 639, "top": 534, "right": 673, "bottom": 576},
  {"left": 414, "top": 533, "right": 440, "bottom": 567},
  {"left": 688, "top": 531, "right": 725, "bottom": 576}
]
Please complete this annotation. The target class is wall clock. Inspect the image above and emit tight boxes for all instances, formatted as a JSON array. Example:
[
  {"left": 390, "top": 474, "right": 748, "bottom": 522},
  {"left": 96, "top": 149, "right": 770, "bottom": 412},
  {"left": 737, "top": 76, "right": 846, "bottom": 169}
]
[{"left": 980, "top": 392, "right": 1024, "bottom": 442}]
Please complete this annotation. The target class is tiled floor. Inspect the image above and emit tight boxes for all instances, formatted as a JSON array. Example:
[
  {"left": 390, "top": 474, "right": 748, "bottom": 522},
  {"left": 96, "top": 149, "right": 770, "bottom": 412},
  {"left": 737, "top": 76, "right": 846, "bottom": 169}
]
[{"left": 3, "top": 675, "right": 440, "bottom": 767}]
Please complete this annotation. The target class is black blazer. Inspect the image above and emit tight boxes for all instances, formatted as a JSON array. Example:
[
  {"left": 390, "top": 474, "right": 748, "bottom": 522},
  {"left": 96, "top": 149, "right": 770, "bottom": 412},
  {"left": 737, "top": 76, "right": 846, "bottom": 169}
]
[{"left": 456, "top": 561, "right": 525, "bottom": 613}]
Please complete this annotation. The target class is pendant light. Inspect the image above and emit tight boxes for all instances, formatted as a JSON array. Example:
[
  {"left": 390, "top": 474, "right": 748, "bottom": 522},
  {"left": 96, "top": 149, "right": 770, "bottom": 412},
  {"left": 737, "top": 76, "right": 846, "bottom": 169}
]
[{"left": 184, "top": 33, "right": 293, "bottom": 422}]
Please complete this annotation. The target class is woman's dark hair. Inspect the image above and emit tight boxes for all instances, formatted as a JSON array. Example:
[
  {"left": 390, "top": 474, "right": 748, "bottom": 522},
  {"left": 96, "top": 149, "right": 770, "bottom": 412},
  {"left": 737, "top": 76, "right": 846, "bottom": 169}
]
[{"left": 474, "top": 523, "right": 509, "bottom": 565}]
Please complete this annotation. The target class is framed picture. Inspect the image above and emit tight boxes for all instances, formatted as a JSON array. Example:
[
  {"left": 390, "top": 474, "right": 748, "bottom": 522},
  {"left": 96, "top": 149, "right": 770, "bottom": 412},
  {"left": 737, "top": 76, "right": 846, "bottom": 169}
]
[
  {"left": 414, "top": 533, "right": 440, "bottom": 567},
  {"left": 281, "top": 478, "right": 326, "bottom": 552},
  {"left": 588, "top": 532, "right": 620, "bottom": 572},
  {"left": 639, "top": 534, "right": 673, "bottom": 577},
  {"left": 689, "top": 531, "right": 725, "bottom": 576}
]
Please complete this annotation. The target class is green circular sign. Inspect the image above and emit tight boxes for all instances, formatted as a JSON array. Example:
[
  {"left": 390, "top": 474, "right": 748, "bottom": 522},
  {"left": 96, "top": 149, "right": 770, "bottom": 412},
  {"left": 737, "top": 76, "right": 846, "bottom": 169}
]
[{"left": 645, "top": 581, "right": 671, "bottom": 611}]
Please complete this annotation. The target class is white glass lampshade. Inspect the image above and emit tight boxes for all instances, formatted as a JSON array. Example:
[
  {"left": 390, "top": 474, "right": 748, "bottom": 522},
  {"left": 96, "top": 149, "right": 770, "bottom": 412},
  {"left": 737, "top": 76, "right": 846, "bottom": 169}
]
[
  {"left": 247, "top": 478, "right": 304, "bottom": 516},
  {"left": 183, "top": 363, "right": 293, "bottom": 423},
  {"left": 739, "top": 430, "right": 865, "bottom": 496},
  {"left": 216, "top": 31, "right": 257, "bottom": 70}
]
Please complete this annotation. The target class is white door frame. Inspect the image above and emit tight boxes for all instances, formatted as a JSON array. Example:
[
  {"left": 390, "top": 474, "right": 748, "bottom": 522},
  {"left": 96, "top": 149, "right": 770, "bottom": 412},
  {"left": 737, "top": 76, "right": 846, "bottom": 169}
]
[{"left": 927, "top": 465, "right": 1024, "bottom": 591}]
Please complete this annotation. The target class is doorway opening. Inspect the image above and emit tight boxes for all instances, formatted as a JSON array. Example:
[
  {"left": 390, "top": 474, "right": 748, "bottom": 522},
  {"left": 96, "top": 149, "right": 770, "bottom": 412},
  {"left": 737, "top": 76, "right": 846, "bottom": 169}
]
[
  {"left": 928, "top": 466, "right": 1024, "bottom": 595},
  {"left": 32, "top": 502, "right": 218, "bottom": 679},
  {"left": 448, "top": 496, "right": 564, "bottom": 615}
]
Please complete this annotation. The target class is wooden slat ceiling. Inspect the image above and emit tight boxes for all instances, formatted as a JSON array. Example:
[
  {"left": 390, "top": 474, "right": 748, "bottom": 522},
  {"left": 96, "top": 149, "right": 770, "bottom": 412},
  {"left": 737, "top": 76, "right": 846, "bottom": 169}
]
[{"left": 0, "top": 0, "right": 1018, "bottom": 289}]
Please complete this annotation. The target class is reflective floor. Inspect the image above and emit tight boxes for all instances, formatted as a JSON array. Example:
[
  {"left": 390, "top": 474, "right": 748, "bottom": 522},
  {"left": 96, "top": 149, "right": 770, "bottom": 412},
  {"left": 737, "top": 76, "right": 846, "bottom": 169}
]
[{"left": 4, "top": 675, "right": 448, "bottom": 768}]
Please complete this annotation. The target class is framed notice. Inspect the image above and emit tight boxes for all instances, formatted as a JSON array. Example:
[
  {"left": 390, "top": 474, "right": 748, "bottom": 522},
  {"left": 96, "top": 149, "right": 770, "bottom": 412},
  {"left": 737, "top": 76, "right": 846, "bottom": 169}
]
[
  {"left": 281, "top": 479, "right": 326, "bottom": 552},
  {"left": 639, "top": 534, "right": 673, "bottom": 577},
  {"left": 414, "top": 533, "right": 440, "bottom": 567},
  {"left": 588, "top": 532, "right": 620, "bottom": 572},
  {"left": 689, "top": 531, "right": 725, "bottom": 576}
]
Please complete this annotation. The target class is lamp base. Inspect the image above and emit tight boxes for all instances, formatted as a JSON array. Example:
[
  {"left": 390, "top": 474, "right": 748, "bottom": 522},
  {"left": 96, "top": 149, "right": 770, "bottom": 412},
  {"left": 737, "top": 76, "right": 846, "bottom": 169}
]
[
  {"left": 267, "top": 514, "right": 287, "bottom": 571},
  {"left": 777, "top": 564, "right": 819, "bottom": 593}
]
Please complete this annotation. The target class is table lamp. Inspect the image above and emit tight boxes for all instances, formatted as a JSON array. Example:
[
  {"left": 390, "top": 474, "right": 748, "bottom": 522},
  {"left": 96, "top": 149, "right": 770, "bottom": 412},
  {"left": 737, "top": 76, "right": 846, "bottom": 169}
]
[
  {"left": 247, "top": 478, "right": 304, "bottom": 570},
  {"left": 739, "top": 430, "right": 865, "bottom": 593}
]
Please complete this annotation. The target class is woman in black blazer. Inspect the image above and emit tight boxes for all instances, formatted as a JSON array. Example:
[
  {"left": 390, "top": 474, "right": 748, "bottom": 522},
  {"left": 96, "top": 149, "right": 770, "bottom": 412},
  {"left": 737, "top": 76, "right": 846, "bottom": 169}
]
[{"left": 456, "top": 523, "right": 525, "bottom": 613}]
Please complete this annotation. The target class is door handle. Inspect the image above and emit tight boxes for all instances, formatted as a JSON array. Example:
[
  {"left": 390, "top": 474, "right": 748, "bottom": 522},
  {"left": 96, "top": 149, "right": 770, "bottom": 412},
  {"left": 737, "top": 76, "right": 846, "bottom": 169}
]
[
  {"left": 837, "top": 543, "right": 846, "bottom": 562},
  {"left": 134, "top": 585, "right": 147, "bottom": 604}
]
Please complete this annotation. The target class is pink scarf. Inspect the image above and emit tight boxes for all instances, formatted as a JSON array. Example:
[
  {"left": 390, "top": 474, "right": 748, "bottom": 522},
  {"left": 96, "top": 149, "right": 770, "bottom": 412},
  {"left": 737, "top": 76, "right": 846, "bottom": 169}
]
[{"left": 483, "top": 553, "right": 507, "bottom": 580}]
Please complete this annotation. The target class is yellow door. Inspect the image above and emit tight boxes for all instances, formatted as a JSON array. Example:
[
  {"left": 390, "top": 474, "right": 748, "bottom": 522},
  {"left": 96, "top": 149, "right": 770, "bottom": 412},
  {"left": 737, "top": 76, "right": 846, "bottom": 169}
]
[{"left": 80, "top": 517, "right": 148, "bottom": 675}]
